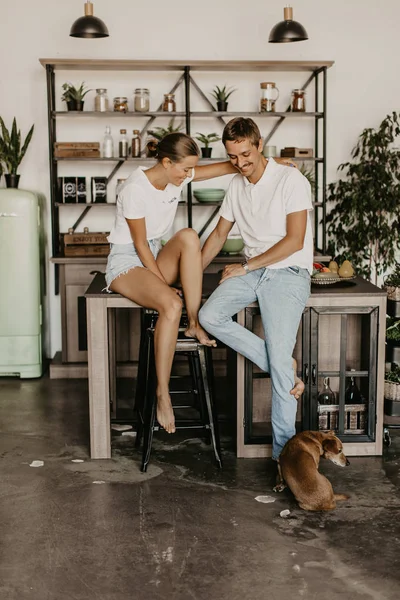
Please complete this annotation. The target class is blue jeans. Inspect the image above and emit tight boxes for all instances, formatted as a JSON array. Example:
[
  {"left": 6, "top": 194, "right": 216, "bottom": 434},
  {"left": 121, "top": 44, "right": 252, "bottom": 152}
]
[{"left": 199, "top": 266, "right": 310, "bottom": 459}]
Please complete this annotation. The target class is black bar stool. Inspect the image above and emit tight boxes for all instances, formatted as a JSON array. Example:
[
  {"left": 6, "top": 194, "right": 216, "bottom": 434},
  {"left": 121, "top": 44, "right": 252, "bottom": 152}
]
[{"left": 134, "top": 311, "right": 222, "bottom": 472}]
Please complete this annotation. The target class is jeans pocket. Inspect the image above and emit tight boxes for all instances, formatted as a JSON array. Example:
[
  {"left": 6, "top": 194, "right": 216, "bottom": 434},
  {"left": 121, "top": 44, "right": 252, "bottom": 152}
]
[{"left": 288, "top": 266, "right": 300, "bottom": 274}]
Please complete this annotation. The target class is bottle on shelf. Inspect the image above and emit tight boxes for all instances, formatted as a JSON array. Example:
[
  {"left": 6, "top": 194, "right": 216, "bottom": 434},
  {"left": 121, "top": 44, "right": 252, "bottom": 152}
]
[
  {"left": 317, "top": 377, "right": 337, "bottom": 431},
  {"left": 131, "top": 129, "right": 141, "bottom": 158},
  {"left": 102, "top": 126, "right": 114, "bottom": 158},
  {"left": 345, "top": 369, "right": 366, "bottom": 432},
  {"left": 118, "top": 129, "right": 129, "bottom": 159}
]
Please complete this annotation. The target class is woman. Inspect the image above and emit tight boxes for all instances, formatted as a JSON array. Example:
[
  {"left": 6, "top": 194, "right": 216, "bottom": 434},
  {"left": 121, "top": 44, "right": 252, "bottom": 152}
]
[
  {"left": 106, "top": 133, "right": 236, "bottom": 434},
  {"left": 106, "top": 132, "right": 302, "bottom": 434}
]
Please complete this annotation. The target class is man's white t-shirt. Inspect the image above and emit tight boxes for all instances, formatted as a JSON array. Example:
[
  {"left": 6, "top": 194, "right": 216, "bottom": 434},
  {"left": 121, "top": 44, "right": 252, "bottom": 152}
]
[
  {"left": 219, "top": 158, "right": 314, "bottom": 273},
  {"left": 107, "top": 166, "right": 194, "bottom": 245}
]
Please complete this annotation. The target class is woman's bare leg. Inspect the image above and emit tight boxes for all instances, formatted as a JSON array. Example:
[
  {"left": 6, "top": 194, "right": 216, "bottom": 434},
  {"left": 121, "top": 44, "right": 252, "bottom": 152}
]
[
  {"left": 110, "top": 267, "right": 182, "bottom": 433},
  {"left": 157, "top": 229, "right": 216, "bottom": 346}
]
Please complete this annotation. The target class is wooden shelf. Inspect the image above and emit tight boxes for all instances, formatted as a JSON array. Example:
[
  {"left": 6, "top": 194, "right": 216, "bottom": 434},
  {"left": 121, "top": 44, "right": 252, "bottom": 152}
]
[
  {"left": 53, "top": 111, "right": 186, "bottom": 118},
  {"left": 191, "top": 111, "right": 324, "bottom": 118},
  {"left": 55, "top": 202, "right": 117, "bottom": 207},
  {"left": 40, "top": 59, "right": 334, "bottom": 72}
]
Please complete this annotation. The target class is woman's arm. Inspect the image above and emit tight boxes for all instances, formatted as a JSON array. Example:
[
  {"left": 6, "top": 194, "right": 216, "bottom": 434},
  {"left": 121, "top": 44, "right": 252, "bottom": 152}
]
[
  {"left": 193, "top": 158, "right": 298, "bottom": 182},
  {"left": 126, "top": 217, "right": 167, "bottom": 283},
  {"left": 193, "top": 161, "right": 236, "bottom": 182}
]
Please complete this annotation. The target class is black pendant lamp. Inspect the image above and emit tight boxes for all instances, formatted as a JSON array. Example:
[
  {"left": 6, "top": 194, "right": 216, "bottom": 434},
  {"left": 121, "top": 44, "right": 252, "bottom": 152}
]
[
  {"left": 70, "top": 1, "right": 109, "bottom": 38},
  {"left": 269, "top": 5, "right": 308, "bottom": 43}
]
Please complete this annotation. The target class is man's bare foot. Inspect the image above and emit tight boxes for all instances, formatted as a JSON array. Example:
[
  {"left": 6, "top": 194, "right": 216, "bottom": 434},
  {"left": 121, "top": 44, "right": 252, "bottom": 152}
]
[
  {"left": 156, "top": 393, "right": 176, "bottom": 434},
  {"left": 290, "top": 358, "right": 305, "bottom": 400},
  {"left": 184, "top": 323, "right": 217, "bottom": 347}
]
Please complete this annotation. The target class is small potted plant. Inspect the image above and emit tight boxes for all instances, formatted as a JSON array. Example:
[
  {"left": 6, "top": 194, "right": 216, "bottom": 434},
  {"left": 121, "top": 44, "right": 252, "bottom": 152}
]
[
  {"left": 147, "top": 118, "right": 183, "bottom": 156},
  {"left": 0, "top": 116, "right": 34, "bottom": 188},
  {"left": 195, "top": 132, "right": 221, "bottom": 158},
  {"left": 61, "top": 81, "right": 91, "bottom": 111},
  {"left": 383, "top": 262, "right": 400, "bottom": 302},
  {"left": 211, "top": 85, "right": 236, "bottom": 112},
  {"left": 384, "top": 365, "right": 400, "bottom": 405}
]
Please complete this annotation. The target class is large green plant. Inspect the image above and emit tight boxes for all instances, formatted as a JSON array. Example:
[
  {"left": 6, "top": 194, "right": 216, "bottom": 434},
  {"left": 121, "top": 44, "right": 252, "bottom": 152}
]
[
  {"left": 0, "top": 117, "right": 34, "bottom": 175},
  {"left": 326, "top": 112, "right": 400, "bottom": 283}
]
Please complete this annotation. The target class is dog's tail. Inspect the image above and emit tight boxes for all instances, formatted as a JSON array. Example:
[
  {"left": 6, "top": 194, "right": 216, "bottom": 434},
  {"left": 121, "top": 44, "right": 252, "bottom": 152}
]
[{"left": 334, "top": 493, "right": 349, "bottom": 501}]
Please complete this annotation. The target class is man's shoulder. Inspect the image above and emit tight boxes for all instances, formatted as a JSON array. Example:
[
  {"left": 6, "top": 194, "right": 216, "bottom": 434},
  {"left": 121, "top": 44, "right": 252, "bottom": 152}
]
[{"left": 227, "top": 172, "right": 246, "bottom": 191}]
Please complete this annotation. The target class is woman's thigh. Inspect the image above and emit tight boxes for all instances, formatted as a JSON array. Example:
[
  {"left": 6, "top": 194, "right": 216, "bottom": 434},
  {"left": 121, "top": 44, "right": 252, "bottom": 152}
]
[
  {"left": 110, "top": 266, "right": 181, "bottom": 312},
  {"left": 156, "top": 228, "right": 200, "bottom": 285}
]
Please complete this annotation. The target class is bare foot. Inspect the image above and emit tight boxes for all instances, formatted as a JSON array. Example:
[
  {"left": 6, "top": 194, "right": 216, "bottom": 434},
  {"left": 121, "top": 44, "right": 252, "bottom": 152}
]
[
  {"left": 290, "top": 358, "right": 305, "bottom": 400},
  {"left": 156, "top": 393, "right": 176, "bottom": 434},
  {"left": 184, "top": 324, "right": 217, "bottom": 347}
]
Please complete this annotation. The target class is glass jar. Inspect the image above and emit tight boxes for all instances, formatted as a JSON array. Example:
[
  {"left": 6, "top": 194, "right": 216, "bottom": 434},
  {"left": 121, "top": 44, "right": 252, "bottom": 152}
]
[
  {"left": 134, "top": 88, "right": 150, "bottom": 112},
  {"left": 291, "top": 89, "right": 306, "bottom": 112},
  {"left": 260, "top": 82, "right": 279, "bottom": 112},
  {"left": 113, "top": 96, "right": 128, "bottom": 113},
  {"left": 162, "top": 93, "right": 176, "bottom": 112},
  {"left": 131, "top": 129, "right": 141, "bottom": 158},
  {"left": 94, "top": 88, "right": 109, "bottom": 112}
]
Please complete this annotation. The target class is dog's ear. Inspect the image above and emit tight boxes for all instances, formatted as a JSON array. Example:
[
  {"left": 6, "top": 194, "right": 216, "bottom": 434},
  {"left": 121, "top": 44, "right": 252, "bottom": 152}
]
[{"left": 322, "top": 438, "right": 340, "bottom": 454}]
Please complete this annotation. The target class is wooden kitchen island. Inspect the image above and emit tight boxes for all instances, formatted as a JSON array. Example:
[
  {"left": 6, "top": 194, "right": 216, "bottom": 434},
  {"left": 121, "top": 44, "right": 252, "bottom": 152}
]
[{"left": 85, "top": 273, "right": 386, "bottom": 459}]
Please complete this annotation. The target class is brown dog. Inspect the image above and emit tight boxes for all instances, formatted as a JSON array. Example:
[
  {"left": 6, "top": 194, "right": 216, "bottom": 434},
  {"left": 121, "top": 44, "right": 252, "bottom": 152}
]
[{"left": 275, "top": 430, "right": 350, "bottom": 511}]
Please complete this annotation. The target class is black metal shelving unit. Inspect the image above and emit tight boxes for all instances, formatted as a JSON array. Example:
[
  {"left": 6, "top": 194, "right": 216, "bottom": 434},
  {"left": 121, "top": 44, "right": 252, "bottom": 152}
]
[{"left": 41, "top": 59, "right": 334, "bottom": 293}]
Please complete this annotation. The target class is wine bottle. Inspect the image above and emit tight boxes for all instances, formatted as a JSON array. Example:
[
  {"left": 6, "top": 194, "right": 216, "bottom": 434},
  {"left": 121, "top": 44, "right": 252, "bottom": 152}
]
[{"left": 318, "top": 377, "right": 336, "bottom": 430}]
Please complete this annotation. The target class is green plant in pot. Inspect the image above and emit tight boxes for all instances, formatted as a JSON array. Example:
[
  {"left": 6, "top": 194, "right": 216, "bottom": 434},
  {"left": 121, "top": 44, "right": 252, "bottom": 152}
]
[
  {"left": 195, "top": 132, "right": 221, "bottom": 159},
  {"left": 211, "top": 85, "right": 236, "bottom": 112},
  {"left": 383, "top": 262, "right": 400, "bottom": 302},
  {"left": 146, "top": 118, "right": 183, "bottom": 157},
  {"left": 326, "top": 111, "right": 400, "bottom": 284},
  {"left": 61, "top": 81, "right": 91, "bottom": 111},
  {"left": 0, "top": 116, "right": 34, "bottom": 188}
]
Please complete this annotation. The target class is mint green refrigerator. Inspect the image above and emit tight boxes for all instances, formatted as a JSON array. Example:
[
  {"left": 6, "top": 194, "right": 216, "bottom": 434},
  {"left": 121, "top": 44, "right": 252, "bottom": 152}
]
[{"left": 0, "top": 189, "right": 42, "bottom": 377}]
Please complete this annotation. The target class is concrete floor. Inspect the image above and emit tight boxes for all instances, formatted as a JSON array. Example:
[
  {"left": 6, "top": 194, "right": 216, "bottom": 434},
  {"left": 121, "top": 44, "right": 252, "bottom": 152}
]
[{"left": 1, "top": 376, "right": 400, "bottom": 600}]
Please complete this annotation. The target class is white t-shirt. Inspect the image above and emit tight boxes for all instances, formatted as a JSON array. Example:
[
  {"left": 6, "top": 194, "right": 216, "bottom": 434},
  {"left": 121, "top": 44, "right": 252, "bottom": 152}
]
[
  {"left": 107, "top": 166, "right": 194, "bottom": 245},
  {"left": 219, "top": 158, "right": 314, "bottom": 273}
]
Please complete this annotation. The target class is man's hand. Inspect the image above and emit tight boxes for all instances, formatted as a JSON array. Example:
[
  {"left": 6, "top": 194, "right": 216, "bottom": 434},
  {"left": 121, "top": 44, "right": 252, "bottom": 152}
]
[{"left": 219, "top": 263, "right": 246, "bottom": 283}]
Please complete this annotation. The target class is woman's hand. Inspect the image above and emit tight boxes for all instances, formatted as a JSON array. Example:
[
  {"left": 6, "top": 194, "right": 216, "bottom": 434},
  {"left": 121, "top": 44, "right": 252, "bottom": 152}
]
[
  {"left": 171, "top": 287, "right": 183, "bottom": 297},
  {"left": 219, "top": 263, "right": 246, "bottom": 283}
]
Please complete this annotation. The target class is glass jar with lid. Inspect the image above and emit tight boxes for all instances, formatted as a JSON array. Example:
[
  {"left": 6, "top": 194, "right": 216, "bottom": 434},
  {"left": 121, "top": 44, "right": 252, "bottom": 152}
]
[
  {"left": 94, "top": 88, "right": 109, "bottom": 112},
  {"left": 134, "top": 88, "right": 150, "bottom": 112},
  {"left": 113, "top": 96, "right": 128, "bottom": 113},
  {"left": 260, "top": 82, "right": 279, "bottom": 112},
  {"left": 162, "top": 93, "right": 176, "bottom": 112},
  {"left": 291, "top": 89, "right": 306, "bottom": 112}
]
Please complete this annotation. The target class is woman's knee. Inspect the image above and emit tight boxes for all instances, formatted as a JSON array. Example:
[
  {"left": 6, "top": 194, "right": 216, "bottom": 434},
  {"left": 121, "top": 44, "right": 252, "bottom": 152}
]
[
  {"left": 159, "top": 294, "right": 183, "bottom": 321},
  {"left": 176, "top": 228, "right": 200, "bottom": 250}
]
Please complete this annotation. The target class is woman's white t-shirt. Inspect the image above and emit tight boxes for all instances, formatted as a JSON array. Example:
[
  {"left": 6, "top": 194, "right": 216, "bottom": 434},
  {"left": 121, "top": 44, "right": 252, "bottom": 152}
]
[{"left": 107, "top": 166, "right": 193, "bottom": 245}]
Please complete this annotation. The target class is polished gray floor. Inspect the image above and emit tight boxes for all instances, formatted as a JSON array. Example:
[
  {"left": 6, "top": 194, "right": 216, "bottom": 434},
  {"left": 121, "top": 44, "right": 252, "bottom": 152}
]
[{"left": 1, "top": 375, "right": 400, "bottom": 599}]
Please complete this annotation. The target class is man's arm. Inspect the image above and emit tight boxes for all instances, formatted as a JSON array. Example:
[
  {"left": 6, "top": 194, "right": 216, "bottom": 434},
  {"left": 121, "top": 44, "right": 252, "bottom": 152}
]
[
  {"left": 202, "top": 216, "right": 234, "bottom": 270},
  {"left": 220, "top": 210, "right": 307, "bottom": 283}
]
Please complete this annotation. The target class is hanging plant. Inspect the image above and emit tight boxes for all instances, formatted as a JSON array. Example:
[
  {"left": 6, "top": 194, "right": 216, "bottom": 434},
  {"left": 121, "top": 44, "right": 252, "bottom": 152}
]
[{"left": 326, "top": 112, "right": 400, "bottom": 283}]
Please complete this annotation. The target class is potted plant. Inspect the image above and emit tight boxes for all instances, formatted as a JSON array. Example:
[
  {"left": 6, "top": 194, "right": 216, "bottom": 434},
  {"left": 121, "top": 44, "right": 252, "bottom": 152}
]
[
  {"left": 146, "top": 118, "right": 183, "bottom": 157},
  {"left": 326, "top": 111, "right": 400, "bottom": 284},
  {"left": 211, "top": 85, "right": 236, "bottom": 112},
  {"left": 0, "top": 117, "right": 34, "bottom": 188},
  {"left": 384, "top": 365, "right": 400, "bottom": 406},
  {"left": 61, "top": 81, "right": 91, "bottom": 111},
  {"left": 195, "top": 132, "right": 221, "bottom": 158},
  {"left": 383, "top": 262, "right": 400, "bottom": 302}
]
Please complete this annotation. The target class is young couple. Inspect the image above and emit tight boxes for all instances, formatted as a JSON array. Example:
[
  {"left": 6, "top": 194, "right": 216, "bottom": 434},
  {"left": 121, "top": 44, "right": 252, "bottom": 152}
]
[{"left": 106, "top": 118, "right": 313, "bottom": 460}]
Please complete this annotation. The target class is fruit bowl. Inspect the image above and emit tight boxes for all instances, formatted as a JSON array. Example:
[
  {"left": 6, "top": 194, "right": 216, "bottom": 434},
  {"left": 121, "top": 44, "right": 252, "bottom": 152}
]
[
  {"left": 193, "top": 188, "right": 226, "bottom": 203},
  {"left": 221, "top": 238, "right": 244, "bottom": 254},
  {"left": 311, "top": 274, "right": 357, "bottom": 285}
]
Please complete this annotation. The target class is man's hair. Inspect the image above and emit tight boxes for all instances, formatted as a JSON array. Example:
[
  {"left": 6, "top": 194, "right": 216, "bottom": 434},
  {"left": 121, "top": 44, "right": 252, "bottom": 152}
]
[
  {"left": 157, "top": 132, "right": 200, "bottom": 163},
  {"left": 222, "top": 117, "right": 261, "bottom": 147}
]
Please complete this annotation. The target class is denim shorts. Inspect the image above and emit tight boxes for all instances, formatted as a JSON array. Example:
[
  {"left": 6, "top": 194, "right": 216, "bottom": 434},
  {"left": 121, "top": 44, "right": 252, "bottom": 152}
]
[{"left": 105, "top": 239, "right": 161, "bottom": 291}]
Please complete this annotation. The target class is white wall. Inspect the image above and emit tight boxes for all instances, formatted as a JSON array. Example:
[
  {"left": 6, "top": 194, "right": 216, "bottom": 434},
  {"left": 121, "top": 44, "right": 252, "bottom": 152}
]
[{"left": 1, "top": 0, "right": 399, "bottom": 358}]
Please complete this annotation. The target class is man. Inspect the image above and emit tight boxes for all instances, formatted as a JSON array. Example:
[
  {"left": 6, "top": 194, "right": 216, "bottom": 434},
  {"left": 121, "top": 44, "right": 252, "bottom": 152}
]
[{"left": 199, "top": 118, "right": 312, "bottom": 460}]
